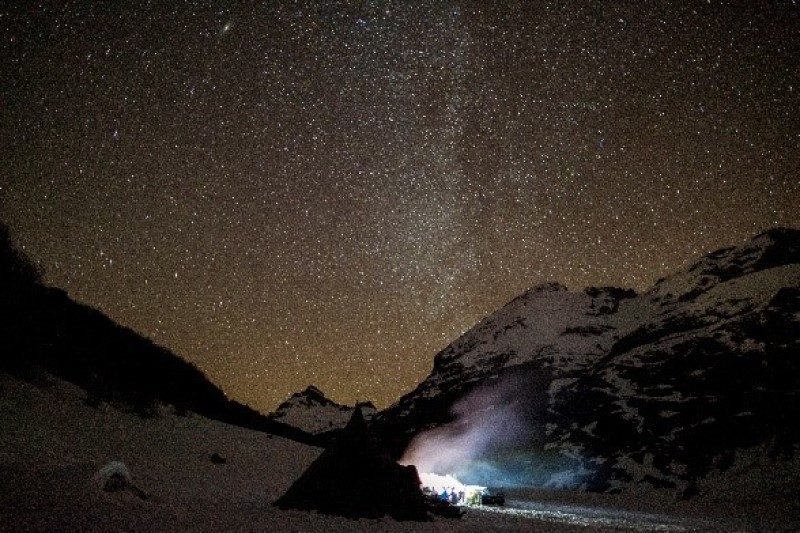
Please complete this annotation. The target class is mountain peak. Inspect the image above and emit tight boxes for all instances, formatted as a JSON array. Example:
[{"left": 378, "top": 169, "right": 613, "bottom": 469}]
[
  {"left": 298, "top": 385, "right": 327, "bottom": 400},
  {"left": 650, "top": 226, "right": 800, "bottom": 302},
  {"left": 270, "top": 387, "right": 377, "bottom": 435},
  {"left": 753, "top": 225, "right": 800, "bottom": 245},
  {"left": 525, "top": 282, "right": 568, "bottom": 295},
  {"left": 695, "top": 226, "right": 800, "bottom": 274}
]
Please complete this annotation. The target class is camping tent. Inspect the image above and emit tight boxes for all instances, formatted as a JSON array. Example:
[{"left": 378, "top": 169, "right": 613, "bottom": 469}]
[{"left": 274, "top": 405, "right": 428, "bottom": 521}]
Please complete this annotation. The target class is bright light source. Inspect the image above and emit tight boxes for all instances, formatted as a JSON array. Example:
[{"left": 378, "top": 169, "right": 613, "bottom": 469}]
[{"left": 418, "top": 471, "right": 486, "bottom": 504}]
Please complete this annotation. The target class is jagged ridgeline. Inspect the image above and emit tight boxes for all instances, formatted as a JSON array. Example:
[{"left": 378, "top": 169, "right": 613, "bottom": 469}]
[
  {"left": 376, "top": 228, "right": 800, "bottom": 495},
  {"left": 0, "top": 222, "right": 316, "bottom": 444},
  {"left": 268, "top": 385, "right": 377, "bottom": 435}
]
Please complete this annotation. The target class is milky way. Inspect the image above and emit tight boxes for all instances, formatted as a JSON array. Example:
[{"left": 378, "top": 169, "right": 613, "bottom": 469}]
[{"left": 2, "top": 1, "right": 798, "bottom": 411}]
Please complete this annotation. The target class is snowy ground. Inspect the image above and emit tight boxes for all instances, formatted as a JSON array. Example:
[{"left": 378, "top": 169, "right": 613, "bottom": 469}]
[
  {"left": 1, "top": 373, "right": 793, "bottom": 531},
  {"left": 0, "top": 374, "right": 573, "bottom": 531},
  {"left": 498, "top": 486, "right": 800, "bottom": 531}
]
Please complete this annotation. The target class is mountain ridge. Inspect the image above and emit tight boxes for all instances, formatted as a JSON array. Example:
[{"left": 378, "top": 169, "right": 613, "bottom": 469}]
[
  {"left": 374, "top": 227, "right": 800, "bottom": 496},
  {"left": 268, "top": 384, "right": 377, "bottom": 435}
]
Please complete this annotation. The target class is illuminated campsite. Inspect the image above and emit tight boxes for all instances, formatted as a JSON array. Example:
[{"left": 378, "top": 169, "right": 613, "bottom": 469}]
[{"left": 418, "top": 472, "right": 486, "bottom": 506}]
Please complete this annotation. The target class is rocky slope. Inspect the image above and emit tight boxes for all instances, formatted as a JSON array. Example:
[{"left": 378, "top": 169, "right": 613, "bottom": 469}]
[
  {"left": 376, "top": 227, "right": 800, "bottom": 497},
  {"left": 268, "top": 385, "right": 376, "bottom": 435}
]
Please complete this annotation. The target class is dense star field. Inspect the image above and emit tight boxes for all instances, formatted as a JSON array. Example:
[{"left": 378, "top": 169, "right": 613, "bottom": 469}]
[{"left": 2, "top": 2, "right": 798, "bottom": 411}]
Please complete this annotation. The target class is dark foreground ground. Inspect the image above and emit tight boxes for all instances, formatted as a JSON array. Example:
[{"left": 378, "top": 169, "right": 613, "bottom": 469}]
[{"left": 2, "top": 374, "right": 798, "bottom": 531}]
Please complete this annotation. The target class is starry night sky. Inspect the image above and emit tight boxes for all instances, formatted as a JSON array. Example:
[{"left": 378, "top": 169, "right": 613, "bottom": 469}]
[{"left": 2, "top": 1, "right": 798, "bottom": 411}]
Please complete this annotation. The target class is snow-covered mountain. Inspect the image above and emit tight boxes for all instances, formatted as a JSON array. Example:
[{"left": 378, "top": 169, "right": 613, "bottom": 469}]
[
  {"left": 268, "top": 385, "right": 376, "bottom": 435},
  {"left": 377, "top": 227, "right": 800, "bottom": 497}
]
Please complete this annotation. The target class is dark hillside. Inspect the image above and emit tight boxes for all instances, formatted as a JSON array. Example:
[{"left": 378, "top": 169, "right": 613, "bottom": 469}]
[{"left": 0, "top": 222, "right": 319, "bottom": 446}]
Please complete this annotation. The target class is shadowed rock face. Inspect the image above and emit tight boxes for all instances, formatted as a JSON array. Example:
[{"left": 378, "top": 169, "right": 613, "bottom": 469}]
[
  {"left": 376, "top": 228, "right": 800, "bottom": 494},
  {"left": 275, "top": 408, "right": 428, "bottom": 521}
]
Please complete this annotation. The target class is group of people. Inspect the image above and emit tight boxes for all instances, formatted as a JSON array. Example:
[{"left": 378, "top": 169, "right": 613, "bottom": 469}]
[
  {"left": 422, "top": 484, "right": 483, "bottom": 507},
  {"left": 438, "top": 487, "right": 464, "bottom": 505}
]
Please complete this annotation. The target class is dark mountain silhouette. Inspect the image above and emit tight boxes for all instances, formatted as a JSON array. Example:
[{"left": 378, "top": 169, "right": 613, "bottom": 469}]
[
  {"left": 0, "top": 223, "right": 42, "bottom": 285},
  {"left": 0, "top": 222, "right": 319, "bottom": 446}
]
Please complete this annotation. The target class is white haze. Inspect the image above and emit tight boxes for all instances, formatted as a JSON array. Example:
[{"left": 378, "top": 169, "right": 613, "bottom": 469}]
[
  {"left": 399, "top": 375, "right": 591, "bottom": 488},
  {"left": 400, "top": 379, "right": 528, "bottom": 477}
]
